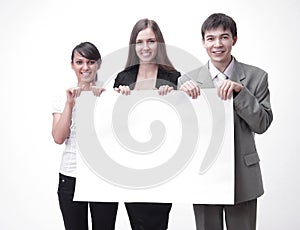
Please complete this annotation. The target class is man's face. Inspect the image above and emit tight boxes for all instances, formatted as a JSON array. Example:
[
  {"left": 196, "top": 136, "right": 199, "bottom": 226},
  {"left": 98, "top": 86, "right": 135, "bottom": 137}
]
[{"left": 202, "top": 26, "right": 237, "bottom": 70}]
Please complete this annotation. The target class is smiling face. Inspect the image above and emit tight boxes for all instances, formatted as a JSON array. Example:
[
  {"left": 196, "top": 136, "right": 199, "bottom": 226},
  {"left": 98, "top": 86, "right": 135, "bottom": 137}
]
[
  {"left": 135, "top": 27, "right": 158, "bottom": 64},
  {"left": 203, "top": 26, "right": 237, "bottom": 71},
  {"left": 71, "top": 51, "right": 100, "bottom": 85}
]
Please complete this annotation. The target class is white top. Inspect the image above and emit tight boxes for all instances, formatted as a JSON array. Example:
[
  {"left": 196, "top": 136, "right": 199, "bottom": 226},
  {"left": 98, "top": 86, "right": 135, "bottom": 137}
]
[{"left": 52, "top": 95, "right": 77, "bottom": 177}]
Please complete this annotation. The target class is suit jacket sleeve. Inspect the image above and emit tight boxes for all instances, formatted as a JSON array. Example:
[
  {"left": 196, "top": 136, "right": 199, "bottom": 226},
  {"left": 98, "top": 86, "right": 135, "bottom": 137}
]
[{"left": 234, "top": 70, "right": 273, "bottom": 134}]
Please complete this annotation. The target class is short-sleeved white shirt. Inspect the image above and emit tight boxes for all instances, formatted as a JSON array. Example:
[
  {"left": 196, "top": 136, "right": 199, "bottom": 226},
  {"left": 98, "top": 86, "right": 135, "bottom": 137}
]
[{"left": 52, "top": 95, "right": 77, "bottom": 177}]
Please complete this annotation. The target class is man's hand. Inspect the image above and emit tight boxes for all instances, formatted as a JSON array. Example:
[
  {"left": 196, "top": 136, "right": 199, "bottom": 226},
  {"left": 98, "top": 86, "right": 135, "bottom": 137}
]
[
  {"left": 218, "top": 79, "right": 243, "bottom": 100},
  {"left": 179, "top": 80, "right": 200, "bottom": 99}
]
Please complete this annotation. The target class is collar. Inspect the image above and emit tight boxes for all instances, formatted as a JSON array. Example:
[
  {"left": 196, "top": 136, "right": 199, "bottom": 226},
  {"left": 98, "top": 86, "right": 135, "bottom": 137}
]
[{"left": 208, "top": 57, "right": 235, "bottom": 79}]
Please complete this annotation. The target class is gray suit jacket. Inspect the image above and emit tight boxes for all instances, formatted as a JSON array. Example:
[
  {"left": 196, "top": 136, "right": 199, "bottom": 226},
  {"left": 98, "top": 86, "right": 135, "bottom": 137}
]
[{"left": 178, "top": 59, "right": 273, "bottom": 203}]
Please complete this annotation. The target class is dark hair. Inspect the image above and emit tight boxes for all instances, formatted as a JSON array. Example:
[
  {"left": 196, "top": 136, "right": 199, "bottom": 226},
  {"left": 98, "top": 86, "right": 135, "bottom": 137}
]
[
  {"left": 71, "top": 42, "right": 102, "bottom": 64},
  {"left": 201, "top": 13, "right": 237, "bottom": 39},
  {"left": 125, "top": 18, "right": 176, "bottom": 72}
]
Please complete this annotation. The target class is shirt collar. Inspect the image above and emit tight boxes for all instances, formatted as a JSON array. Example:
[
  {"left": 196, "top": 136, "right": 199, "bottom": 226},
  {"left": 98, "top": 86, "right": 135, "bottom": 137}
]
[{"left": 208, "top": 56, "right": 235, "bottom": 79}]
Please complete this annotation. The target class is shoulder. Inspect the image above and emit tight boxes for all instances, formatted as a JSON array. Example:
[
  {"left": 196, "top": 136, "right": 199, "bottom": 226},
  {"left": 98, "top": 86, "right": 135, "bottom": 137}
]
[
  {"left": 236, "top": 60, "right": 267, "bottom": 76},
  {"left": 116, "top": 65, "right": 138, "bottom": 78},
  {"left": 179, "top": 64, "right": 211, "bottom": 84},
  {"left": 114, "top": 65, "right": 138, "bottom": 87},
  {"left": 234, "top": 60, "right": 269, "bottom": 88},
  {"left": 159, "top": 67, "right": 181, "bottom": 79}
]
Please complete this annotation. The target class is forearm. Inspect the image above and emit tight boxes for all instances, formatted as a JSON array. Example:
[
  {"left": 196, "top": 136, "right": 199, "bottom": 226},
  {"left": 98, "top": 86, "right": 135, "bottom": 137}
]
[{"left": 52, "top": 102, "right": 73, "bottom": 144}]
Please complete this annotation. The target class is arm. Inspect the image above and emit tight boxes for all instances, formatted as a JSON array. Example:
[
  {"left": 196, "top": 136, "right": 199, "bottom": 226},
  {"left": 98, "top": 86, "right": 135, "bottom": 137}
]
[
  {"left": 51, "top": 87, "right": 79, "bottom": 144},
  {"left": 234, "top": 72, "right": 273, "bottom": 134}
]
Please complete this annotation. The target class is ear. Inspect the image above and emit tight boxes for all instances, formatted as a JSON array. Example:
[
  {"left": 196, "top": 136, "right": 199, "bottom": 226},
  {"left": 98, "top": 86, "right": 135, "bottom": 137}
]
[
  {"left": 71, "top": 62, "right": 75, "bottom": 70},
  {"left": 202, "top": 38, "right": 206, "bottom": 47},
  {"left": 233, "top": 36, "right": 238, "bottom": 46}
]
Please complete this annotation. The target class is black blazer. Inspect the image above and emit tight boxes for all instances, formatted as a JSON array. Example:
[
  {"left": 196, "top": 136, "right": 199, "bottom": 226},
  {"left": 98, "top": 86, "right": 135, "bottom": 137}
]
[{"left": 113, "top": 65, "right": 181, "bottom": 89}]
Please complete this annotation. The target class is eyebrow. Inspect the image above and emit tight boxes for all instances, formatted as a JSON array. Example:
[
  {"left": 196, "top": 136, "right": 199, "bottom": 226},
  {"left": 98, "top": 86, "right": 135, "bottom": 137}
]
[
  {"left": 136, "top": 37, "right": 156, "bottom": 41},
  {"left": 205, "top": 33, "right": 231, "bottom": 38}
]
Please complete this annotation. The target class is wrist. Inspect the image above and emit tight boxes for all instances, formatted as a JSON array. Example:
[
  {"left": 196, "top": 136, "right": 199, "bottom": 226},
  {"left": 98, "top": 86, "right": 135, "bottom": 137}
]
[
  {"left": 65, "top": 100, "right": 75, "bottom": 108},
  {"left": 233, "top": 85, "right": 244, "bottom": 98}
]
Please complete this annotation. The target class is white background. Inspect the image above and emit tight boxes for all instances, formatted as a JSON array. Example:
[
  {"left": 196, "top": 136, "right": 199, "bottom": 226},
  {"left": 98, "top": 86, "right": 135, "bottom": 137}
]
[{"left": 0, "top": 0, "right": 299, "bottom": 229}]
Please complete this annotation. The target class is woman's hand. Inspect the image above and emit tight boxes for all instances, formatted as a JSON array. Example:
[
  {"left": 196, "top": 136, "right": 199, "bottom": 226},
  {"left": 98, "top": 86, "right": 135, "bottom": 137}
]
[
  {"left": 158, "top": 85, "right": 174, "bottom": 96},
  {"left": 114, "top": 85, "right": 131, "bottom": 95},
  {"left": 91, "top": 86, "right": 106, "bottom": 96},
  {"left": 66, "top": 87, "right": 81, "bottom": 105},
  {"left": 71, "top": 83, "right": 106, "bottom": 97}
]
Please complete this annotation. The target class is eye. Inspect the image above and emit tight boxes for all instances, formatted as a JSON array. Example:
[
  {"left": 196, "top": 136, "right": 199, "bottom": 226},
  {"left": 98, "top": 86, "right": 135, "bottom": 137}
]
[
  {"left": 206, "top": 37, "right": 214, "bottom": 42},
  {"left": 147, "top": 39, "right": 156, "bottom": 44},
  {"left": 76, "top": 60, "right": 83, "bottom": 65},
  {"left": 222, "top": 35, "right": 229, "bottom": 40},
  {"left": 88, "top": 60, "right": 96, "bottom": 65}
]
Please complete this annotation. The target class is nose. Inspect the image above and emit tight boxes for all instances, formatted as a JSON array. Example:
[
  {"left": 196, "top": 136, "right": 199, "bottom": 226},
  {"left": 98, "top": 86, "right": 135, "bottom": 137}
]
[
  {"left": 214, "top": 38, "right": 223, "bottom": 47},
  {"left": 82, "top": 62, "right": 89, "bottom": 70},
  {"left": 142, "top": 42, "right": 150, "bottom": 50}
]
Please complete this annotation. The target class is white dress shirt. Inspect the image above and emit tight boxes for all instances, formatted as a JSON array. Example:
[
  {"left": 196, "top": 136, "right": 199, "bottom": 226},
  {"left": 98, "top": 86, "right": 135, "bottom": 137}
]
[{"left": 208, "top": 57, "right": 235, "bottom": 87}]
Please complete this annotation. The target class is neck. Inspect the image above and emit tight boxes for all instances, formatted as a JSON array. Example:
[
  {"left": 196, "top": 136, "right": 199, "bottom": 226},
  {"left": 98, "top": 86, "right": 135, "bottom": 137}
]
[
  {"left": 78, "top": 81, "right": 96, "bottom": 90},
  {"left": 138, "top": 63, "right": 158, "bottom": 78},
  {"left": 212, "top": 56, "right": 232, "bottom": 73}
]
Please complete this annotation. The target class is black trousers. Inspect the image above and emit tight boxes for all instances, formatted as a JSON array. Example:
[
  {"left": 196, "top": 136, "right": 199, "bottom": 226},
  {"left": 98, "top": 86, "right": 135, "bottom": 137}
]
[
  {"left": 125, "top": 202, "right": 172, "bottom": 230},
  {"left": 57, "top": 173, "right": 118, "bottom": 230}
]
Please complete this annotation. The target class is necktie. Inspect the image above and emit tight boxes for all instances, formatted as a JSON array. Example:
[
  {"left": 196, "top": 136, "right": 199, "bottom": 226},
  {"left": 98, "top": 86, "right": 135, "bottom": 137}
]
[{"left": 214, "top": 72, "right": 227, "bottom": 87}]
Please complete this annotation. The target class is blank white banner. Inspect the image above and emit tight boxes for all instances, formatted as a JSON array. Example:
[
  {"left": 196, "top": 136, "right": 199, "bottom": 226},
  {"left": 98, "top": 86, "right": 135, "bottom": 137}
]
[{"left": 74, "top": 89, "right": 234, "bottom": 204}]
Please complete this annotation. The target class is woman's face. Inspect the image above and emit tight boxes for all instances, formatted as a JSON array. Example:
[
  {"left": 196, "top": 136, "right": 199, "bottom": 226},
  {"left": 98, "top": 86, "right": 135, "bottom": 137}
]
[
  {"left": 71, "top": 51, "right": 100, "bottom": 84},
  {"left": 135, "top": 27, "right": 158, "bottom": 64}
]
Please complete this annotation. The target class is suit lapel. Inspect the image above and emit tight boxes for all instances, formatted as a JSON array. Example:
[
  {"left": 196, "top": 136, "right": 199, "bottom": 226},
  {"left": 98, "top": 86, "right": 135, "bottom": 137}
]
[
  {"left": 196, "top": 64, "right": 215, "bottom": 88},
  {"left": 184, "top": 59, "right": 247, "bottom": 88},
  {"left": 231, "top": 60, "right": 246, "bottom": 85}
]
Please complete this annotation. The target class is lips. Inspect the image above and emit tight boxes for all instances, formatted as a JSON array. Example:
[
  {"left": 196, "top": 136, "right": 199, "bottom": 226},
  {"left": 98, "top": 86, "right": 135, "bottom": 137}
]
[
  {"left": 81, "top": 72, "right": 91, "bottom": 78},
  {"left": 212, "top": 50, "right": 224, "bottom": 54},
  {"left": 141, "top": 52, "right": 152, "bottom": 57}
]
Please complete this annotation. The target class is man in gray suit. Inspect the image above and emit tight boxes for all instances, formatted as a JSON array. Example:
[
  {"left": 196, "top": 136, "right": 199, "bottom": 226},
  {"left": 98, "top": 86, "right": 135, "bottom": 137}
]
[{"left": 178, "top": 13, "right": 273, "bottom": 230}]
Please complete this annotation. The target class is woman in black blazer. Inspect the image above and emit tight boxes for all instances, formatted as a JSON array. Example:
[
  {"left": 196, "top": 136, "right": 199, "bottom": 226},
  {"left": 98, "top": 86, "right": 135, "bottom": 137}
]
[{"left": 114, "top": 18, "right": 181, "bottom": 230}]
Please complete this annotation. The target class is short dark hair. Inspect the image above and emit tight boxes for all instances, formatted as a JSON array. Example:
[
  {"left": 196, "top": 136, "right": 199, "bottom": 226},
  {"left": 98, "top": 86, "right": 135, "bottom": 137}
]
[
  {"left": 201, "top": 13, "right": 237, "bottom": 39},
  {"left": 71, "top": 42, "right": 101, "bottom": 64}
]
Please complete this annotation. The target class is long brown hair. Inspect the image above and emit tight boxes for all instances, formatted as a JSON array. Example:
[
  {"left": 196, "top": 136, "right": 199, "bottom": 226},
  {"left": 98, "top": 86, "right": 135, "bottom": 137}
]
[{"left": 125, "top": 18, "right": 176, "bottom": 72}]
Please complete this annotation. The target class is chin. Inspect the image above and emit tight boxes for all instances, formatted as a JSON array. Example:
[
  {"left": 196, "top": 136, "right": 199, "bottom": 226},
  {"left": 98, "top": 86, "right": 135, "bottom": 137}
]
[{"left": 140, "top": 58, "right": 156, "bottom": 64}]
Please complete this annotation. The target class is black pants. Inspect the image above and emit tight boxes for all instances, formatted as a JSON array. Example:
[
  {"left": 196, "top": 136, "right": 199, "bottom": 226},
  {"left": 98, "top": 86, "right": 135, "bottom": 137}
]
[
  {"left": 125, "top": 202, "right": 172, "bottom": 230},
  {"left": 58, "top": 173, "right": 118, "bottom": 230}
]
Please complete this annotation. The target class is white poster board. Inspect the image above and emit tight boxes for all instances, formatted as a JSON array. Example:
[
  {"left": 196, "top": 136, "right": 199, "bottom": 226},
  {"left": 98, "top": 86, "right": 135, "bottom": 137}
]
[{"left": 74, "top": 89, "right": 234, "bottom": 204}]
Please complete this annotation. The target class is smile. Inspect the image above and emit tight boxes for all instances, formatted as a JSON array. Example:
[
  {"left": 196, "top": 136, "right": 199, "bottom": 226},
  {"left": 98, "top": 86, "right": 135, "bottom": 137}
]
[
  {"left": 81, "top": 72, "right": 91, "bottom": 77},
  {"left": 141, "top": 52, "right": 152, "bottom": 57},
  {"left": 212, "top": 51, "right": 225, "bottom": 54}
]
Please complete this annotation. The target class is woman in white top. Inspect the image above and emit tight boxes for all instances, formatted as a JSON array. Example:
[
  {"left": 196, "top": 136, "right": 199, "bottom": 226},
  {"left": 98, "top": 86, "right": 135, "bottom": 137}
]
[{"left": 52, "top": 42, "right": 118, "bottom": 230}]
